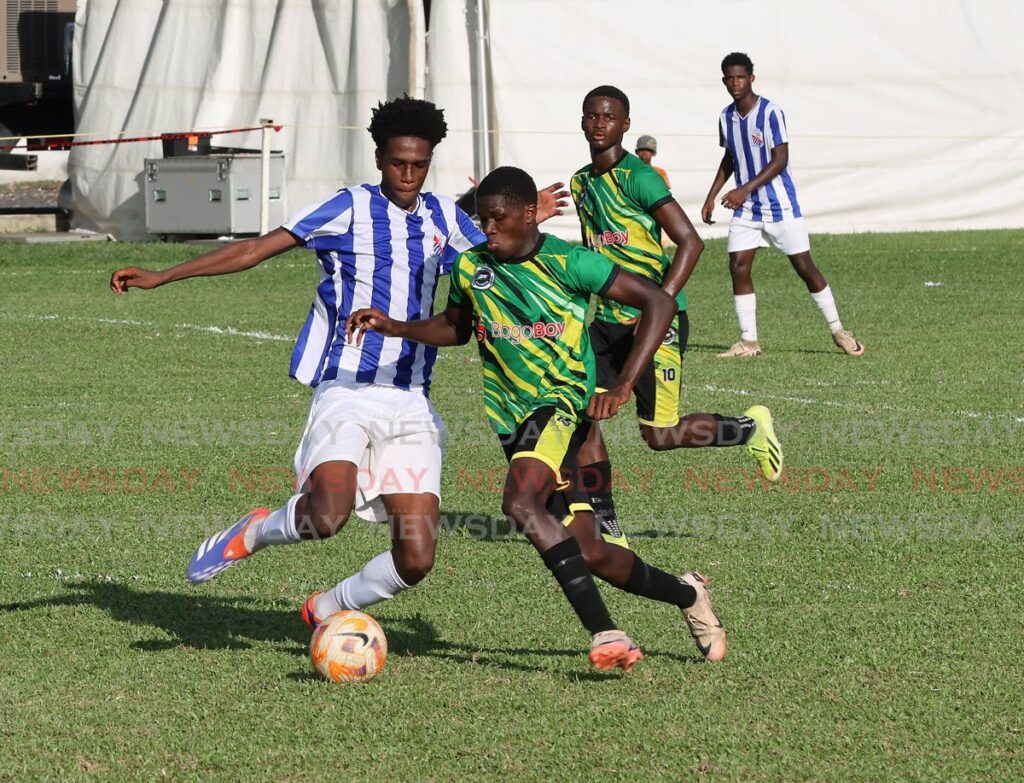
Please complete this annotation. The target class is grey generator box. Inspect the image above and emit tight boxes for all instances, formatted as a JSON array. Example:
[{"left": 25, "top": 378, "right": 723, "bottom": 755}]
[{"left": 144, "top": 153, "right": 286, "bottom": 236}]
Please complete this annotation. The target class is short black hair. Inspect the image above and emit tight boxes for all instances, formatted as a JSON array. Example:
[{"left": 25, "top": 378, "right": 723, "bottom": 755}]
[
  {"left": 368, "top": 96, "right": 447, "bottom": 149},
  {"left": 721, "top": 52, "right": 754, "bottom": 75},
  {"left": 476, "top": 166, "right": 538, "bottom": 206},
  {"left": 583, "top": 85, "right": 630, "bottom": 116}
]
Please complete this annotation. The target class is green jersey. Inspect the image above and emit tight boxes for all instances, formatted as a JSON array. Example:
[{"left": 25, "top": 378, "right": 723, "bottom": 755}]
[
  {"left": 570, "top": 151, "right": 686, "bottom": 323},
  {"left": 447, "top": 233, "right": 617, "bottom": 434}
]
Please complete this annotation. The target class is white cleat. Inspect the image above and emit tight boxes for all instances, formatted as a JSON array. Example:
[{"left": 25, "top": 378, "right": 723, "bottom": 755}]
[{"left": 717, "top": 340, "right": 762, "bottom": 358}]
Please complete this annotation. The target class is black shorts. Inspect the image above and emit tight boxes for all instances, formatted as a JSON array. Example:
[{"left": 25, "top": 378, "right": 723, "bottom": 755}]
[
  {"left": 589, "top": 311, "right": 689, "bottom": 427},
  {"left": 497, "top": 407, "right": 630, "bottom": 546},
  {"left": 497, "top": 406, "right": 592, "bottom": 524}
]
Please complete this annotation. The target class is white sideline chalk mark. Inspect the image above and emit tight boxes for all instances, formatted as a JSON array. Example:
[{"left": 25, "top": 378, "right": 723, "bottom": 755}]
[
  {"left": 798, "top": 378, "right": 892, "bottom": 389},
  {"left": 698, "top": 383, "right": 1011, "bottom": 423},
  {"left": 14, "top": 313, "right": 291, "bottom": 342},
  {"left": 173, "top": 323, "right": 290, "bottom": 342},
  {"left": 924, "top": 281, "right": 944, "bottom": 287}
]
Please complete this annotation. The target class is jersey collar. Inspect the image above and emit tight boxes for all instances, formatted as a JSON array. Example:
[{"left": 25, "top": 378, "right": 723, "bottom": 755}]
[
  {"left": 735, "top": 95, "right": 762, "bottom": 121},
  {"left": 588, "top": 151, "right": 628, "bottom": 178},
  {"left": 372, "top": 184, "right": 424, "bottom": 214},
  {"left": 499, "top": 233, "right": 546, "bottom": 265}
]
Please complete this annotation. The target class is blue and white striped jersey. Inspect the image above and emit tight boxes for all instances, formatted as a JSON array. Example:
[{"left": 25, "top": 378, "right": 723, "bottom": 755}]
[
  {"left": 283, "top": 184, "right": 484, "bottom": 392},
  {"left": 719, "top": 97, "right": 802, "bottom": 222}
]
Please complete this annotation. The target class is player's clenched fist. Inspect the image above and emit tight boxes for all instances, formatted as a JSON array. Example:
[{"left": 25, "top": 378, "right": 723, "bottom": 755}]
[
  {"left": 110, "top": 266, "right": 164, "bottom": 293},
  {"left": 586, "top": 386, "right": 631, "bottom": 421},
  {"left": 346, "top": 307, "right": 400, "bottom": 346}
]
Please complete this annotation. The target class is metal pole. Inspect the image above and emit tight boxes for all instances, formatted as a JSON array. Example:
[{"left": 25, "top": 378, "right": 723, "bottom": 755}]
[
  {"left": 259, "top": 118, "right": 273, "bottom": 235},
  {"left": 407, "top": 0, "right": 425, "bottom": 99},
  {"left": 472, "top": 0, "right": 492, "bottom": 179}
]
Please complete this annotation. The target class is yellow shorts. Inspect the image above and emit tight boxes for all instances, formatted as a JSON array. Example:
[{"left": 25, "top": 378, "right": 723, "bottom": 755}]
[
  {"left": 589, "top": 312, "right": 689, "bottom": 428},
  {"left": 498, "top": 407, "right": 630, "bottom": 548}
]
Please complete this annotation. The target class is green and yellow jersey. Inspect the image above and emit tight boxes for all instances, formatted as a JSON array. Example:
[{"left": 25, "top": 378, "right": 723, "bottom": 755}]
[
  {"left": 570, "top": 152, "right": 686, "bottom": 323},
  {"left": 447, "top": 233, "right": 617, "bottom": 435}
]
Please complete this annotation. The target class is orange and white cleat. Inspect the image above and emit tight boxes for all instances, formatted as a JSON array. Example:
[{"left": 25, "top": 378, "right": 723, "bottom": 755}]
[
  {"left": 300, "top": 591, "right": 324, "bottom": 631},
  {"left": 588, "top": 630, "right": 644, "bottom": 672},
  {"left": 186, "top": 508, "right": 269, "bottom": 584}
]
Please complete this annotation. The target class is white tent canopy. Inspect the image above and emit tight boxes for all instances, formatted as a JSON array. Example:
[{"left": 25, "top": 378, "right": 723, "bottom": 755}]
[
  {"left": 71, "top": 0, "right": 1024, "bottom": 239},
  {"left": 71, "top": 0, "right": 423, "bottom": 239}
]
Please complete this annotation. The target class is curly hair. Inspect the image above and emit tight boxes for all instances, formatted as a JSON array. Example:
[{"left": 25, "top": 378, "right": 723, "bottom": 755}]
[
  {"left": 367, "top": 96, "right": 448, "bottom": 149},
  {"left": 721, "top": 52, "right": 754, "bottom": 75}
]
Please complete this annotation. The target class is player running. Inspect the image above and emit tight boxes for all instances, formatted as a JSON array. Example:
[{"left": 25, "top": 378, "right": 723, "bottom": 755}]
[
  {"left": 109, "top": 97, "right": 567, "bottom": 627},
  {"left": 702, "top": 52, "right": 864, "bottom": 358},
  {"left": 569, "top": 85, "right": 782, "bottom": 548},
  {"left": 349, "top": 166, "right": 728, "bottom": 669}
]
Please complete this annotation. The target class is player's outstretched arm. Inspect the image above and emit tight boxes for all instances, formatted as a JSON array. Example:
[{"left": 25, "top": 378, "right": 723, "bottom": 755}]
[
  {"left": 587, "top": 272, "right": 675, "bottom": 420},
  {"left": 347, "top": 304, "right": 473, "bottom": 348},
  {"left": 653, "top": 200, "right": 705, "bottom": 299},
  {"left": 110, "top": 228, "right": 301, "bottom": 294},
  {"left": 702, "top": 151, "right": 735, "bottom": 224},
  {"left": 719, "top": 144, "right": 788, "bottom": 211}
]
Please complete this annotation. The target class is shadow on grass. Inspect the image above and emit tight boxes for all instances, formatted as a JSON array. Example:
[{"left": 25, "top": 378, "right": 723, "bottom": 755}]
[
  {"left": 0, "top": 580, "right": 308, "bottom": 652},
  {"left": 2, "top": 584, "right": 699, "bottom": 679}
]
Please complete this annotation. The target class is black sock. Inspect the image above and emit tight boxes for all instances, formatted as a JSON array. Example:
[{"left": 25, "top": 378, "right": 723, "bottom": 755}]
[
  {"left": 710, "top": 414, "right": 756, "bottom": 446},
  {"left": 540, "top": 538, "right": 615, "bottom": 635},
  {"left": 624, "top": 555, "right": 697, "bottom": 608},
  {"left": 580, "top": 460, "right": 625, "bottom": 539}
]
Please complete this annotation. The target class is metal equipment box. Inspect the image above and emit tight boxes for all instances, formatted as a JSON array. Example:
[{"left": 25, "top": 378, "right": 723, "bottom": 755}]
[{"left": 143, "top": 153, "right": 286, "bottom": 236}]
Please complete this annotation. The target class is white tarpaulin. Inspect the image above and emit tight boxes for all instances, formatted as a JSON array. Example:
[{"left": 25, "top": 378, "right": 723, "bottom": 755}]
[
  {"left": 428, "top": 0, "right": 1024, "bottom": 238},
  {"left": 72, "top": 0, "right": 1023, "bottom": 239},
  {"left": 71, "top": 0, "right": 421, "bottom": 239}
]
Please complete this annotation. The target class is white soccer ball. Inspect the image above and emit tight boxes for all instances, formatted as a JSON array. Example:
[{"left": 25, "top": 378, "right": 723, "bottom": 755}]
[{"left": 310, "top": 610, "right": 388, "bottom": 684}]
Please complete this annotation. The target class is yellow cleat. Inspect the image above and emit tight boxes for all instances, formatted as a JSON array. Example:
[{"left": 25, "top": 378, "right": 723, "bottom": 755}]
[{"left": 744, "top": 405, "right": 782, "bottom": 482}]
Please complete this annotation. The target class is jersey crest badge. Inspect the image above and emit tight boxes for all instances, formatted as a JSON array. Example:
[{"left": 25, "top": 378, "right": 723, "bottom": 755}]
[
  {"left": 472, "top": 266, "right": 496, "bottom": 290},
  {"left": 427, "top": 231, "right": 447, "bottom": 265}
]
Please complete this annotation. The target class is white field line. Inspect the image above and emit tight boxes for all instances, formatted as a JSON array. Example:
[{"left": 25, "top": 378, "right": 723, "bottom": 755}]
[
  {"left": 14, "top": 313, "right": 291, "bottom": 342},
  {"left": 698, "top": 383, "right": 1022, "bottom": 424},
  {"left": 7, "top": 313, "right": 1020, "bottom": 423}
]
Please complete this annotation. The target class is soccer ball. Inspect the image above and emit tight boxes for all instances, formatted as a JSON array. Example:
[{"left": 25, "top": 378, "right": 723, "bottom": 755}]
[{"left": 310, "top": 610, "right": 388, "bottom": 684}]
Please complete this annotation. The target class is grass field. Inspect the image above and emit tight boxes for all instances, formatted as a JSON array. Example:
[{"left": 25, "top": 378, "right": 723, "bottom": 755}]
[{"left": 1, "top": 229, "right": 1022, "bottom": 781}]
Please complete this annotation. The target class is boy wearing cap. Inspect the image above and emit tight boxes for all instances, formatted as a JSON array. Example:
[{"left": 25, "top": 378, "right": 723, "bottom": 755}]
[{"left": 635, "top": 134, "right": 671, "bottom": 188}]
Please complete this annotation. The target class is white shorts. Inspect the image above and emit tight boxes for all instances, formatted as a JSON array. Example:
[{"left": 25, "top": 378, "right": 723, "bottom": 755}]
[
  {"left": 728, "top": 215, "right": 810, "bottom": 255},
  {"left": 292, "top": 381, "right": 446, "bottom": 523}
]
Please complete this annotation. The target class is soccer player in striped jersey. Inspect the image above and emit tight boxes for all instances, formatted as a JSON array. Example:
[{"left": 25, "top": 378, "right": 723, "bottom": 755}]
[
  {"left": 569, "top": 85, "right": 782, "bottom": 553},
  {"left": 348, "top": 167, "right": 728, "bottom": 669},
  {"left": 702, "top": 52, "right": 864, "bottom": 358},
  {"left": 109, "top": 97, "right": 568, "bottom": 627}
]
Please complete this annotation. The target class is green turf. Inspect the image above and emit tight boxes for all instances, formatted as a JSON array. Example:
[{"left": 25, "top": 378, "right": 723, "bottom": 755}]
[{"left": 1, "top": 230, "right": 1022, "bottom": 781}]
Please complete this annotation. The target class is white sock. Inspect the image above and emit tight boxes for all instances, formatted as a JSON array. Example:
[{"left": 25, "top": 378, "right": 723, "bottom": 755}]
[
  {"left": 314, "top": 551, "right": 412, "bottom": 616},
  {"left": 810, "top": 285, "right": 843, "bottom": 333},
  {"left": 734, "top": 293, "right": 758, "bottom": 342},
  {"left": 245, "top": 493, "right": 302, "bottom": 551}
]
